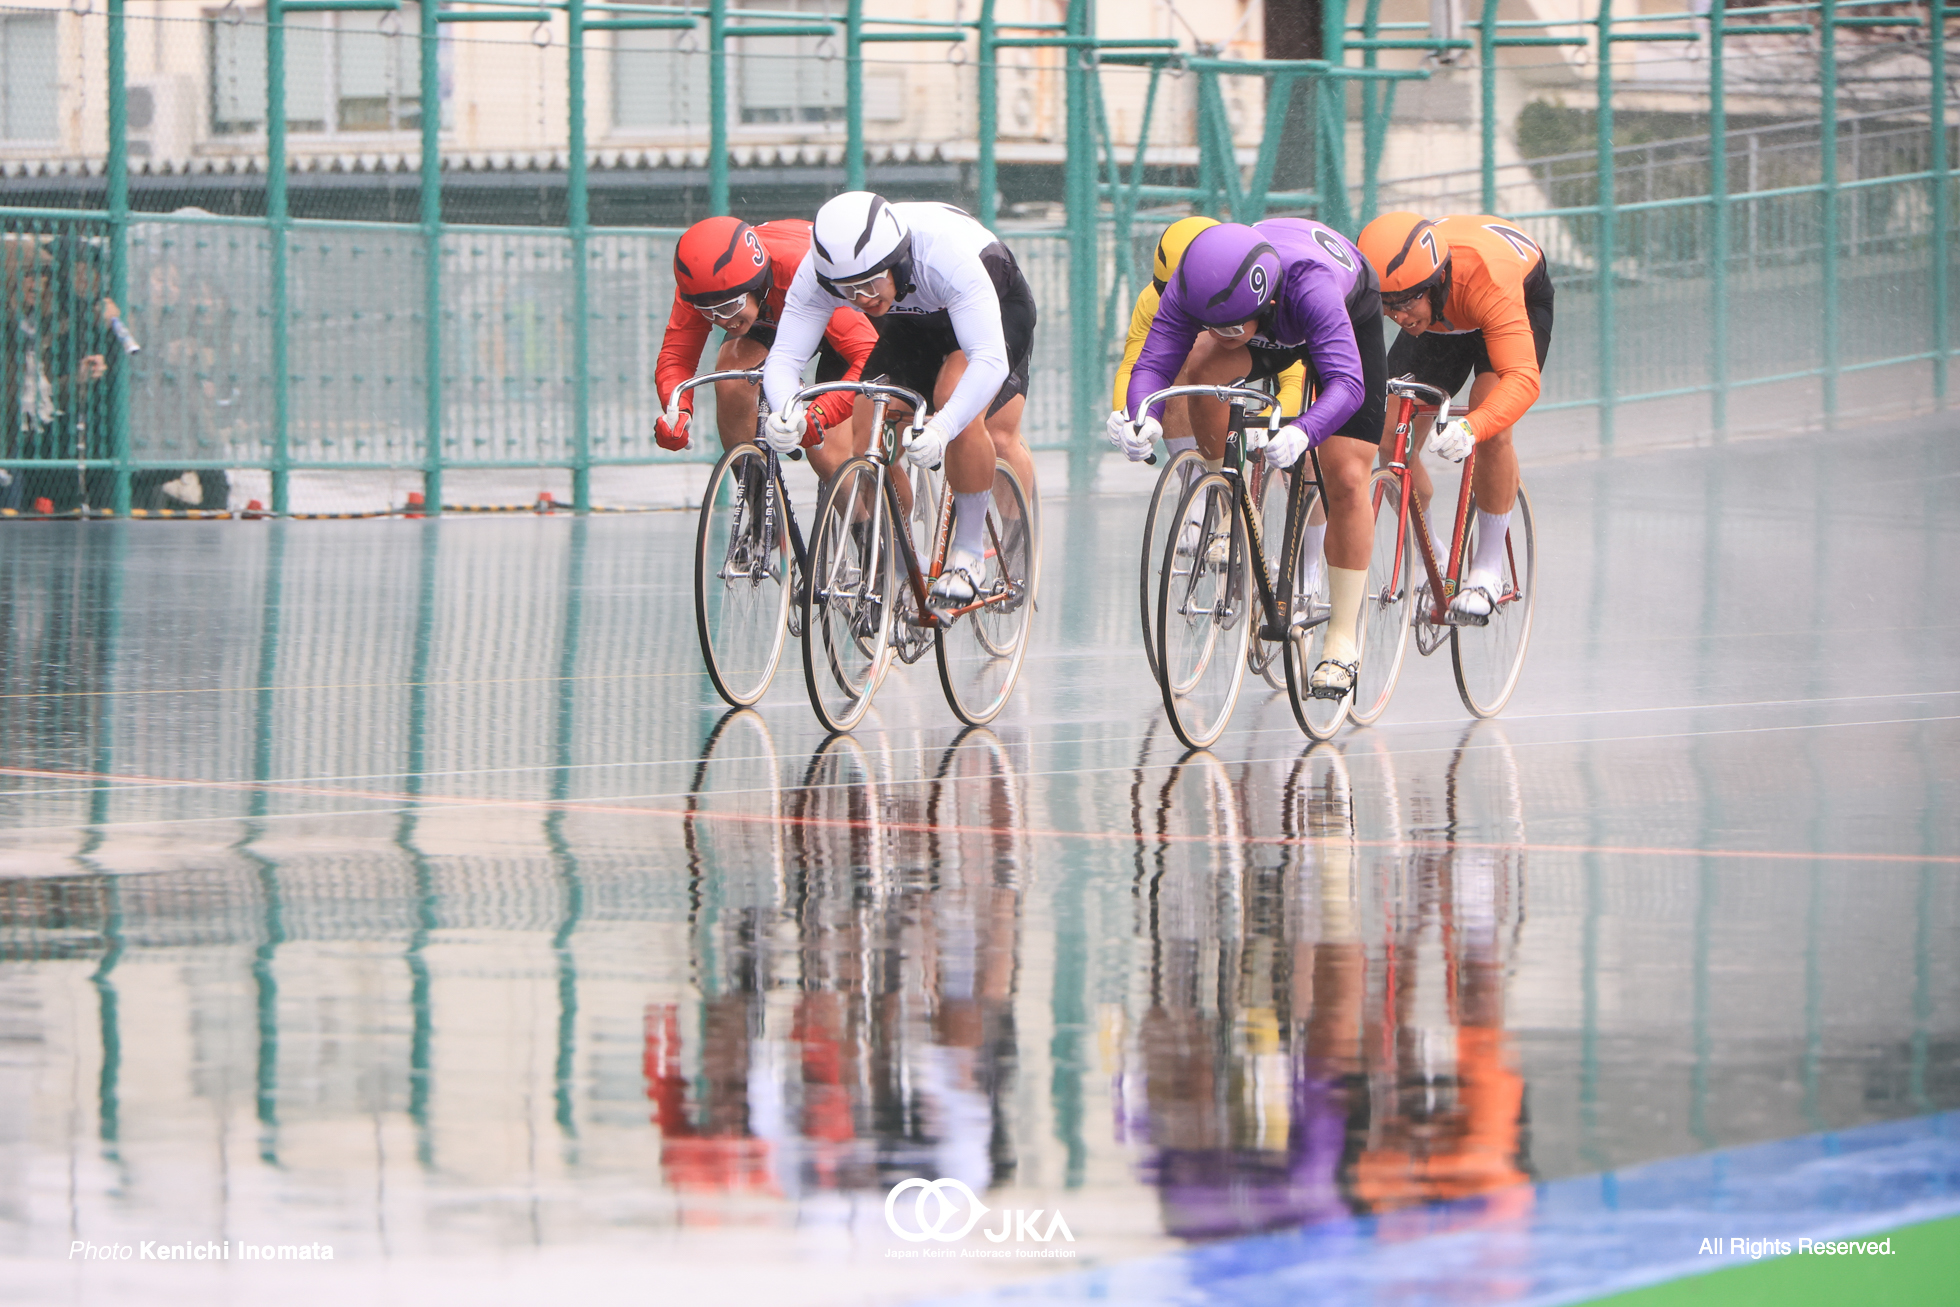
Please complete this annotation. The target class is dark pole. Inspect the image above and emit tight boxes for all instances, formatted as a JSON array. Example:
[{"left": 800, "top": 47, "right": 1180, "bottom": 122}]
[{"left": 1265, "top": 0, "right": 1322, "bottom": 195}]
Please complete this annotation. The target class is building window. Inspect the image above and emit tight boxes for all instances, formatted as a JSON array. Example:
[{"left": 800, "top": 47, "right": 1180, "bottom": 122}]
[
  {"left": 0, "top": 15, "right": 59, "bottom": 143},
  {"left": 612, "top": 27, "right": 708, "bottom": 131},
  {"left": 611, "top": 0, "right": 844, "bottom": 133},
  {"left": 209, "top": 6, "right": 421, "bottom": 137},
  {"left": 734, "top": 0, "right": 842, "bottom": 126}
]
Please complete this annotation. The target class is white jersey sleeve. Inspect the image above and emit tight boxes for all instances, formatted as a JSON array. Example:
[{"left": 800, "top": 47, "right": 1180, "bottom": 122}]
[
  {"left": 761, "top": 253, "right": 836, "bottom": 417},
  {"left": 888, "top": 203, "right": 1013, "bottom": 436},
  {"left": 929, "top": 257, "right": 1010, "bottom": 437}
]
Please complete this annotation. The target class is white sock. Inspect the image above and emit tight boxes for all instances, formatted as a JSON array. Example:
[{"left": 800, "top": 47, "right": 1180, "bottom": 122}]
[
  {"left": 1201, "top": 457, "right": 1224, "bottom": 475},
  {"left": 1165, "top": 435, "right": 1197, "bottom": 457},
  {"left": 1298, "top": 522, "right": 1327, "bottom": 595},
  {"left": 1323, "top": 566, "right": 1367, "bottom": 665},
  {"left": 953, "top": 491, "right": 989, "bottom": 558},
  {"left": 1470, "top": 507, "right": 1511, "bottom": 584}
]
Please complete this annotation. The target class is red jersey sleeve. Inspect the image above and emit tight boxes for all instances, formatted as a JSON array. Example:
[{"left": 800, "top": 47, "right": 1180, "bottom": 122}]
[
  {"left": 807, "top": 306, "right": 879, "bottom": 432},
  {"left": 654, "top": 292, "right": 712, "bottom": 414}
]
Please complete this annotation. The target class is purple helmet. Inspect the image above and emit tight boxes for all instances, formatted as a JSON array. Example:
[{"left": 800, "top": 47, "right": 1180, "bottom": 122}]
[{"left": 1175, "top": 223, "right": 1281, "bottom": 327}]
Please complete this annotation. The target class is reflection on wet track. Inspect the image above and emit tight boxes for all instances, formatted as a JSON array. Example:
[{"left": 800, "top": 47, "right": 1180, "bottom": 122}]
[{"left": 1, "top": 415, "right": 1956, "bottom": 1305}]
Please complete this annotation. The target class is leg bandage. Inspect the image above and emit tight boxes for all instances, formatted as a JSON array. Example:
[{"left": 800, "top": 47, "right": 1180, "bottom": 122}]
[
  {"left": 1322, "top": 566, "right": 1367, "bottom": 665},
  {"left": 953, "top": 490, "right": 990, "bottom": 557}
]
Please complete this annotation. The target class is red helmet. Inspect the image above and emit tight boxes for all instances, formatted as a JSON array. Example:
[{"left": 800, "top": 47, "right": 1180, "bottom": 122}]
[{"left": 674, "top": 216, "right": 772, "bottom": 306}]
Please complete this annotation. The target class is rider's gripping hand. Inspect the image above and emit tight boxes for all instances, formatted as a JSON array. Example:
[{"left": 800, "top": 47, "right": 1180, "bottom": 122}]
[
  {"left": 654, "top": 407, "right": 691, "bottom": 452},
  {"left": 1263, "top": 421, "right": 1314, "bottom": 471},
  {"left": 1430, "top": 417, "right": 1475, "bottom": 464},
  {"left": 1104, "top": 409, "right": 1158, "bottom": 463},
  {"left": 904, "top": 414, "right": 956, "bottom": 470},
  {"left": 764, "top": 404, "right": 808, "bottom": 455}
]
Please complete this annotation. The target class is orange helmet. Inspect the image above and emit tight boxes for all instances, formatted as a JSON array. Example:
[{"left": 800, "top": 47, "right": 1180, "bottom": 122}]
[
  {"left": 1358, "top": 211, "right": 1450, "bottom": 307},
  {"left": 674, "top": 216, "right": 772, "bottom": 306}
]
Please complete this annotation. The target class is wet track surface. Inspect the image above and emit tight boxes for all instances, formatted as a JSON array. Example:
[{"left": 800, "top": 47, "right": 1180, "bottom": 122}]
[{"left": 1, "top": 411, "right": 1956, "bottom": 1305}]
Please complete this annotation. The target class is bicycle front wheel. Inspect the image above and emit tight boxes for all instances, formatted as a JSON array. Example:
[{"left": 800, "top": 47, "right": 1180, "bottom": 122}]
[
  {"left": 1348, "top": 468, "right": 1415, "bottom": 726},
  {"left": 934, "top": 462, "right": 1035, "bottom": 726},
  {"left": 1156, "top": 472, "right": 1250, "bottom": 750},
  {"left": 695, "top": 442, "right": 792, "bottom": 707},
  {"left": 1451, "top": 483, "right": 1536, "bottom": 718},
  {"left": 801, "top": 456, "right": 893, "bottom": 733},
  {"left": 1138, "top": 448, "right": 1203, "bottom": 684}
]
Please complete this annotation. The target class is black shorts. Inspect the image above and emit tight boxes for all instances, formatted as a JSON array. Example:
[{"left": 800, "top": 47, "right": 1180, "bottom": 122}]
[
  {"left": 1386, "top": 259, "right": 1554, "bottom": 401},
  {"left": 861, "top": 242, "right": 1036, "bottom": 420},
  {"left": 1239, "top": 276, "right": 1388, "bottom": 445},
  {"left": 746, "top": 323, "right": 851, "bottom": 385}
]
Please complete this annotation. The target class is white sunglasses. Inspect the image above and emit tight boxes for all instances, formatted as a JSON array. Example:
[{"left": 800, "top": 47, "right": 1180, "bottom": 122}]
[{"left": 834, "top": 274, "right": 886, "bottom": 301}]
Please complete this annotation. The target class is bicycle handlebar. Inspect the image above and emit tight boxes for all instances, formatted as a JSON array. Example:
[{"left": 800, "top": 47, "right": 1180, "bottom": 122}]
[
  {"left": 663, "top": 369, "right": 805, "bottom": 460},
  {"left": 1387, "top": 375, "right": 1454, "bottom": 424},
  {"left": 791, "top": 380, "right": 933, "bottom": 460},
  {"left": 1131, "top": 384, "right": 1286, "bottom": 467}
]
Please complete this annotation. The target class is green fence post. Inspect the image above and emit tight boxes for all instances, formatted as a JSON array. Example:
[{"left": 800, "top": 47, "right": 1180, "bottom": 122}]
[
  {"left": 978, "top": 0, "right": 996, "bottom": 226},
  {"left": 1480, "top": 0, "right": 1498, "bottom": 215},
  {"left": 1821, "top": 0, "right": 1838, "bottom": 422},
  {"left": 569, "top": 0, "right": 591, "bottom": 512},
  {"left": 710, "top": 0, "right": 729, "bottom": 213},
  {"left": 1594, "top": 0, "right": 1614, "bottom": 449},
  {"left": 1065, "top": 0, "right": 1096, "bottom": 492},
  {"left": 1318, "top": 0, "right": 1349, "bottom": 232},
  {"left": 268, "top": 0, "right": 292, "bottom": 513},
  {"left": 107, "top": 0, "right": 131, "bottom": 516},
  {"left": 1932, "top": 0, "right": 1949, "bottom": 404},
  {"left": 847, "top": 0, "right": 865, "bottom": 191},
  {"left": 1709, "top": 0, "right": 1728, "bottom": 433},
  {"left": 420, "top": 0, "right": 443, "bottom": 513}
]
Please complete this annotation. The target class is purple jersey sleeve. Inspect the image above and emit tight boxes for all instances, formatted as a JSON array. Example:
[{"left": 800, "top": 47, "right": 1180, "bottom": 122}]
[
  {"left": 1273, "top": 261, "right": 1366, "bottom": 444},
  {"left": 1123, "top": 275, "right": 1202, "bottom": 423},
  {"left": 1256, "top": 220, "right": 1368, "bottom": 444}
]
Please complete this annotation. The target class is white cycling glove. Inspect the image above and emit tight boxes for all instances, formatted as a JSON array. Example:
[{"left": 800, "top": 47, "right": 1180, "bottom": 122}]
[
  {"left": 1103, "top": 409, "right": 1159, "bottom": 463},
  {"left": 904, "top": 414, "right": 955, "bottom": 470},
  {"left": 1430, "top": 416, "right": 1475, "bottom": 464},
  {"left": 763, "top": 404, "right": 807, "bottom": 455},
  {"left": 1263, "top": 421, "right": 1312, "bottom": 470}
]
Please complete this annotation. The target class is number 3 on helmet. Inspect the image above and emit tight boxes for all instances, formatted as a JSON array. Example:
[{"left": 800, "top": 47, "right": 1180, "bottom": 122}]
[{"left": 674, "top": 215, "right": 772, "bottom": 307}]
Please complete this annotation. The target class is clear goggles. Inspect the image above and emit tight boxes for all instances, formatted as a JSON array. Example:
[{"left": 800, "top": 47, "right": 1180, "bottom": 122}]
[
  {"left": 695, "top": 294, "right": 751, "bottom": 323},
  {"left": 832, "top": 273, "right": 887, "bottom": 302},
  {"left": 1206, "top": 320, "right": 1253, "bottom": 340}
]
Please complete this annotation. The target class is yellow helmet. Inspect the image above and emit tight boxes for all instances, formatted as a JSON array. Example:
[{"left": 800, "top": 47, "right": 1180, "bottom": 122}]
[{"left": 1152, "top": 216, "right": 1220, "bottom": 289}]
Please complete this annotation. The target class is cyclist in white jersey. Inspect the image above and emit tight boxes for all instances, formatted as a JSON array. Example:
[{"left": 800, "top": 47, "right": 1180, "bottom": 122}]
[{"left": 761, "top": 193, "right": 1038, "bottom": 603}]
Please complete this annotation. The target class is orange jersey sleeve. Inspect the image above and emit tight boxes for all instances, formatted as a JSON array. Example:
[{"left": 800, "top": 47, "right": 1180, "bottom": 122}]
[
  {"left": 1436, "top": 215, "right": 1544, "bottom": 440},
  {"left": 810, "top": 305, "right": 878, "bottom": 432},
  {"left": 654, "top": 293, "right": 713, "bottom": 415}
]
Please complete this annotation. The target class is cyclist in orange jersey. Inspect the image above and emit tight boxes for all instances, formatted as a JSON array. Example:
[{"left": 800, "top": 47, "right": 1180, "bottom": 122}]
[{"left": 1356, "top": 212, "right": 1553, "bottom": 620}]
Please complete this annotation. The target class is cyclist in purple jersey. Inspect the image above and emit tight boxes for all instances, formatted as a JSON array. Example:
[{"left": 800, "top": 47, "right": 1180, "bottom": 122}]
[{"left": 1113, "top": 219, "right": 1387, "bottom": 701}]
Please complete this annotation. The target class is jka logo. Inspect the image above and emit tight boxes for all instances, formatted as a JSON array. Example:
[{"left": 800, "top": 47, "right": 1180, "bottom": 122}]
[{"left": 884, "top": 1179, "right": 1075, "bottom": 1244}]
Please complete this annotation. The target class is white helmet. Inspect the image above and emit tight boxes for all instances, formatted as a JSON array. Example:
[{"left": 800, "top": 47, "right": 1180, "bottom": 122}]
[{"left": 811, "top": 191, "right": 912, "bottom": 295}]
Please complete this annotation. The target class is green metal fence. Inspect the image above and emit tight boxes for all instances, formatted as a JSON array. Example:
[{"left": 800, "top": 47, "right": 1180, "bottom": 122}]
[{"left": 0, "top": 0, "right": 1950, "bottom": 516}]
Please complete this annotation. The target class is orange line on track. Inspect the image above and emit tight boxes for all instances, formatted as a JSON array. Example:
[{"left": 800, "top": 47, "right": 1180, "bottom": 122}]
[{"left": 2, "top": 763, "right": 1954, "bottom": 867}]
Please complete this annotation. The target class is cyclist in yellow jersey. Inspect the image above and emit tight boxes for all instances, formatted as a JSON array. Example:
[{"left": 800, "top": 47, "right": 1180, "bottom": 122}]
[{"left": 1110, "top": 217, "right": 1308, "bottom": 460}]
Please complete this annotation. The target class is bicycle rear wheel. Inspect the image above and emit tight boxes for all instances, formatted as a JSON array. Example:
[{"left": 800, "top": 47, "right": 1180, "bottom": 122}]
[
  {"left": 1156, "top": 473, "right": 1249, "bottom": 750},
  {"left": 695, "top": 443, "right": 791, "bottom": 707},
  {"left": 1279, "top": 476, "right": 1348, "bottom": 742},
  {"left": 1138, "top": 448, "right": 1203, "bottom": 684},
  {"left": 1348, "top": 468, "right": 1415, "bottom": 726},
  {"left": 1451, "top": 483, "right": 1536, "bottom": 718},
  {"left": 801, "top": 456, "right": 893, "bottom": 733},
  {"left": 935, "top": 462, "right": 1035, "bottom": 726}
]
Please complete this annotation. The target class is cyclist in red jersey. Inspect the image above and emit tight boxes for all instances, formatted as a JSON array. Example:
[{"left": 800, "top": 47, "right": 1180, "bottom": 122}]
[{"left": 655, "top": 216, "right": 879, "bottom": 464}]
